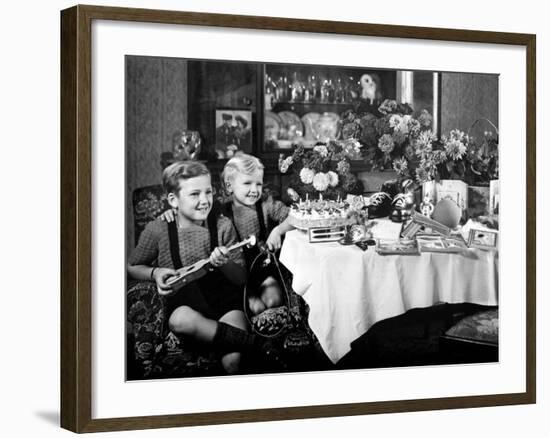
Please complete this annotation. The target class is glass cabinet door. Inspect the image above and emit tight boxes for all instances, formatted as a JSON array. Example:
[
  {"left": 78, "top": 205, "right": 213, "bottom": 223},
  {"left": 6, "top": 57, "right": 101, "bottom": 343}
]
[
  {"left": 261, "top": 62, "right": 439, "bottom": 154},
  {"left": 262, "top": 63, "right": 397, "bottom": 152}
]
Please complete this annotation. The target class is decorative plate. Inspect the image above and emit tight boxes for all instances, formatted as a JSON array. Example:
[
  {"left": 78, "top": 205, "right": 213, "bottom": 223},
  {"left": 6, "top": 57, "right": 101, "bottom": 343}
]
[
  {"left": 314, "top": 112, "right": 340, "bottom": 142},
  {"left": 278, "top": 110, "right": 304, "bottom": 140},
  {"left": 265, "top": 111, "right": 282, "bottom": 141},
  {"left": 301, "top": 112, "right": 321, "bottom": 140}
]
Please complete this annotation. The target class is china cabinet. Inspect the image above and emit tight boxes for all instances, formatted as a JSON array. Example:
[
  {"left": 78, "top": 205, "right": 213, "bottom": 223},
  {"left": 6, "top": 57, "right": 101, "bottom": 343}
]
[{"left": 184, "top": 59, "right": 439, "bottom": 197}]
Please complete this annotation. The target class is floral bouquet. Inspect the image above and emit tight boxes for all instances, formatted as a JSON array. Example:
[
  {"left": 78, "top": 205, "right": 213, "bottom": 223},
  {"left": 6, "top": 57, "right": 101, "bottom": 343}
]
[
  {"left": 278, "top": 140, "right": 361, "bottom": 199},
  {"left": 339, "top": 99, "right": 499, "bottom": 187},
  {"left": 397, "top": 123, "right": 499, "bottom": 186},
  {"left": 339, "top": 99, "right": 435, "bottom": 173}
]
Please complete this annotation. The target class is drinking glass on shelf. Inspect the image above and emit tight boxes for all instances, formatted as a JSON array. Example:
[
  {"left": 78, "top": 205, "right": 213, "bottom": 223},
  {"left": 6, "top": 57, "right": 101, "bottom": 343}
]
[
  {"left": 305, "top": 74, "right": 318, "bottom": 103},
  {"left": 345, "top": 75, "right": 359, "bottom": 102},
  {"left": 265, "top": 74, "right": 277, "bottom": 110},
  {"left": 290, "top": 72, "right": 305, "bottom": 102},
  {"left": 275, "top": 75, "right": 289, "bottom": 102},
  {"left": 327, "top": 78, "right": 335, "bottom": 103},
  {"left": 320, "top": 79, "right": 330, "bottom": 103},
  {"left": 335, "top": 76, "right": 345, "bottom": 103}
]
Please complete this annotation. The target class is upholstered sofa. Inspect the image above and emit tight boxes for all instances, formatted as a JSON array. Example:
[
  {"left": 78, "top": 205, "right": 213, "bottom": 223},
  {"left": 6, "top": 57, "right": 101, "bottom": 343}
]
[{"left": 126, "top": 184, "right": 318, "bottom": 380}]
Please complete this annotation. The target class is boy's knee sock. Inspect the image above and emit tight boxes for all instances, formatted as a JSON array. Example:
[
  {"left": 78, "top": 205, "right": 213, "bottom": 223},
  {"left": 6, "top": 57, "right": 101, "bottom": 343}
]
[{"left": 212, "top": 322, "right": 271, "bottom": 355}]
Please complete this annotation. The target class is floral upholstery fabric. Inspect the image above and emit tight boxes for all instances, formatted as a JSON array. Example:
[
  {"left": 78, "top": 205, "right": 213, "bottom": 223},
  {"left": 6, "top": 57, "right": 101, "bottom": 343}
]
[
  {"left": 132, "top": 185, "right": 170, "bottom": 245},
  {"left": 444, "top": 308, "right": 498, "bottom": 345},
  {"left": 127, "top": 281, "right": 223, "bottom": 379}
]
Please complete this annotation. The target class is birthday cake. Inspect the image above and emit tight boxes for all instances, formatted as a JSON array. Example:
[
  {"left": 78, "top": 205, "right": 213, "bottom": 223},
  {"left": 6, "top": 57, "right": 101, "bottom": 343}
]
[{"left": 288, "top": 197, "right": 355, "bottom": 230}]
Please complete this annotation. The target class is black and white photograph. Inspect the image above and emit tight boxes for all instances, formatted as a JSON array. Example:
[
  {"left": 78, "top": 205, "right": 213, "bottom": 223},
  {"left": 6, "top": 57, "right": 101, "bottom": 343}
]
[
  {"left": 468, "top": 228, "right": 499, "bottom": 250},
  {"left": 126, "top": 54, "right": 501, "bottom": 381},
  {"left": 214, "top": 109, "right": 253, "bottom": 158}
]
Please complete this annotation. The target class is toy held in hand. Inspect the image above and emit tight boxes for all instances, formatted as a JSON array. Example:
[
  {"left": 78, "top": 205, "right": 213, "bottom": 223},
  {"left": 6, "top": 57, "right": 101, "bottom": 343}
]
[{"left": 163, "top": 235, "right": 256, "bottom": 292}]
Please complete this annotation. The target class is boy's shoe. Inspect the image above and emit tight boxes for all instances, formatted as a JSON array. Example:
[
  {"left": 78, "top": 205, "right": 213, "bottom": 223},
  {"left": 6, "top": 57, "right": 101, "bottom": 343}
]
[{"left": 258, "top": 338, "right": 286, "bottom": 372}]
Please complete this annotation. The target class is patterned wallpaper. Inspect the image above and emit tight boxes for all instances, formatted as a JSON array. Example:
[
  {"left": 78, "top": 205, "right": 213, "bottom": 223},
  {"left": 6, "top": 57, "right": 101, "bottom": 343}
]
[
  {"left": 126, "top": 56, "right": 188, "bottom": 255},
  {"left": 441, "top": 72, "right": 499, "bottom": 139}
]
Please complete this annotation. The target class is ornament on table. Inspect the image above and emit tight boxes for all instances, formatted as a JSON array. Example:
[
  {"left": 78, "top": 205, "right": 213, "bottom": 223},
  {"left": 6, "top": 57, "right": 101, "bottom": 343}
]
[
  {"left": 432, "top": 198, "right": 462, "bottom": 229},
  {"left": 389, "top": 179, "right": 416, "bottom": 222},
  {"left": 339, "top": 224, "right": 368, "bottom": 245},
  {"left": 172, "top": 129, "right": 202, "bottom": 160},
  {"left": 367, "top": 192, "right": 392, "bottom": 218},
  {"left": 286, "top": 187, "right": 300, "bottom": 203},
  {"left": 420, "top": 195, "right": 435, "bottom": 218},
  {"left": 389, "top": 193, "right": 413, "bottom": 222}
]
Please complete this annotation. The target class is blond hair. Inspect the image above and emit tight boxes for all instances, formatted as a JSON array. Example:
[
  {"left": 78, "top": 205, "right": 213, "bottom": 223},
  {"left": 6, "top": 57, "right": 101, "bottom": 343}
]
[{"left": 221, "top": 153, "right": 264, "bottom": 192}]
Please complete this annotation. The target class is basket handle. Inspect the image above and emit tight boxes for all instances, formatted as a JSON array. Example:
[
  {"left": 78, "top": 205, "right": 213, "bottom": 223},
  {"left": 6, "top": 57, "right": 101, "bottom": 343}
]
[
  {"left": 467, "top": 118, "right": 499, "bottom": 138},
  {"left": 243, "top": 248, "right": 292, "bottom": 338}
]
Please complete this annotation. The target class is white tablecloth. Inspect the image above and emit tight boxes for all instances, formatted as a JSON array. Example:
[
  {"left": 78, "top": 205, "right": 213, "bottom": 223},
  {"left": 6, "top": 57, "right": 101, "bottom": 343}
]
[{"left": 280, "top": 230, "right": 499, "bottom": 364}]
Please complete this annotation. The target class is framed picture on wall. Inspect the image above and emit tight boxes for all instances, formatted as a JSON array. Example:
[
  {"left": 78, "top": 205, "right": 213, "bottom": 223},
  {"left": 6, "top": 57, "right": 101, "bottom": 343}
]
[
  {"left": 214, "top": 108, "right": 253, "bottom": 158},
  {"left": 61, "top": 4, "right": 536, "bottom": 433}
]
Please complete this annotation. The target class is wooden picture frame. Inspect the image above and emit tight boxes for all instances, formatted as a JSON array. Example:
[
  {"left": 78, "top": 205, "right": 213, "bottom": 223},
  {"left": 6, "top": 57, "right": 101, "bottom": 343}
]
[
  {"left": 214, "top": 108, "right": 253, "bottom": 157},
  {"left": 61, "top": 4, "right": 536, "bottom": 433}
]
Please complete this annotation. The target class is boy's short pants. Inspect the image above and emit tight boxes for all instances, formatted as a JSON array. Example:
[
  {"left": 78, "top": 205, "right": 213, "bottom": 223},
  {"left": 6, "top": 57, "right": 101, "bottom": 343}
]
[{"left": 164, "top": 269, "right": 243, "bottom": 321}]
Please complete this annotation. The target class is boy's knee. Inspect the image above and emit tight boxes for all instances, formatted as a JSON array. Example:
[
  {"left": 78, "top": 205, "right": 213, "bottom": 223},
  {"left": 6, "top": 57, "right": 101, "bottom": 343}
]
[
  {"left": 221, "top": 352, "right": 241, "bottom": 374},
  {"left": 263, "top": 294, "right": 282, "bottom": 309},
  {"left": 261, "top": 286, "right": 283, "bottom": 309},
  {"left": 168, "top": 306, "right": 199, "bottom": 335},
  {"left": 248, "top": 296, "right": 267, "bottom": 315}
]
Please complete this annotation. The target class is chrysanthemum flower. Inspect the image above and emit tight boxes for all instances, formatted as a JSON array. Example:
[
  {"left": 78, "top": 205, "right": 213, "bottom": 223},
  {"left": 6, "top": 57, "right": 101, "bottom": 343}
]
[
  {"left": 389, "top": 114, "right": 402, "bottom": 128},
  {"left": 431, "top": 150, "right": 447, "bottom": 165},
  {"left": 336, "top": 160, "right": 350, "bottom": 175},
  {"left": 378, "top": 99, "right": 398, "bottom": 115},
  {"left": 312, "top": 172, "right": 330, "bottom": 191},
  {"left": 392, "top": 157, "right": 409, "bottom": 176},
  {"left": 414, "top": 130, "right": 436, "bottom": 156},
  {"left": 418, "top": 109, "right": 433, "bottom": 128},
  {"left": 378, "top": 134, "right": 395, "bottom": 153},
  {"left": 407, "top": 118, "right": 421, "bottom": 136},
  {"left": 327, "top": 171, "right": 339, "bottom": 187},
  {"left": 313, "top": 145, "right": 329, "bottom": 157},
  {"left": 392, "top": 130, "right": 407, "bottom": 145},
  {"left": 279, "top": 156, "right": 293, "bottom": 173},
  {"left": 299, "top": 167, "right": 315, "bottom": 184},
  {"left": 444, "top": 139, "right": 467, "bottom": 160},
  {"left": 415, "top": 166, "right": 430, "bottom": 184}
]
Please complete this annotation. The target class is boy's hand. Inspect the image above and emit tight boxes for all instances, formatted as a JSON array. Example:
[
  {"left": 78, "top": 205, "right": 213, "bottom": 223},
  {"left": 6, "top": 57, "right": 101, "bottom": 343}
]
[
  {"left": 266, "top": 227, "right": 282, "bottom": 251},
  {"left": 159, "top": 209, "right": 176, "bottom": 223},
  {"left": 210, "top": 246, "right": 229, "bottom": 267},
  {"left": 153, "top": 267, "right": 179, "bottom": 294}
]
